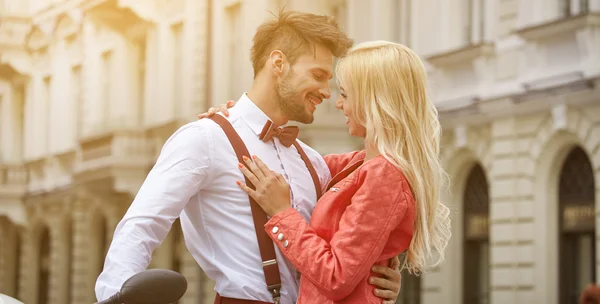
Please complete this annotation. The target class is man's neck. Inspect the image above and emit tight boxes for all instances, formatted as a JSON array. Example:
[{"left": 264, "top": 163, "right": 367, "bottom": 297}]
[{"left": 247, "top": 80, "right": 289, "bottom": 126}]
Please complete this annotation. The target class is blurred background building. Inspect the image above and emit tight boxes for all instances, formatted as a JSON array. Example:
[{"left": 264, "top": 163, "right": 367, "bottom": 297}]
[{"left": 0, "top": 0, "right": 598, "bottom": 303}]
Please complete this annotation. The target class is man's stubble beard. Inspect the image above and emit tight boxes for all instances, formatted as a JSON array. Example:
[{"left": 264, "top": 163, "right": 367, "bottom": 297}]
[{"left": 275, "top": 70, "right": 314, "bottom": 124}]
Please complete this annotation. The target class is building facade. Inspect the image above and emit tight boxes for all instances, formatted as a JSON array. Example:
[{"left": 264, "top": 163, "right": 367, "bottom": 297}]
[{"left": 0, "top": 0, "right": 599, "bottom": 304}]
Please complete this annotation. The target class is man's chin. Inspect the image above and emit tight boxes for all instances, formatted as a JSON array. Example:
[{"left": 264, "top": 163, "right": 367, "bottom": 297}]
[{"left": 291, "top": 113, "right": 314, "bottom": 124}]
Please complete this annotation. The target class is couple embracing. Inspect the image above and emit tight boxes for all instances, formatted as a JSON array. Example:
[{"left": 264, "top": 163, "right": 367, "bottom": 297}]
[{"left": 96, "top": 9, "right": 450, "bottom": 304}]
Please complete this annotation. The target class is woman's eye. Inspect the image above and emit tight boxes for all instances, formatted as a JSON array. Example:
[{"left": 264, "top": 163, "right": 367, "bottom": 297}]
[{"left": 341, "top": 93, "right": 347, "bottom": 99}]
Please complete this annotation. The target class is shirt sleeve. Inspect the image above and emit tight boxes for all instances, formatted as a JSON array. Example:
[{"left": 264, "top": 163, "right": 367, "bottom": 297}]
[
  {"left": 94, "top": 122, "right": 213, "bottom": 301},
  {"left": 263, "top": 164, "right": 411, "bottom": 300}
]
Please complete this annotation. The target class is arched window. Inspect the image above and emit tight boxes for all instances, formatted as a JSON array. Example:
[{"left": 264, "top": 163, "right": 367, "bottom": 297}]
[
  {"left": 38, "top": 226, "right": 51, "bottom": 304},
  {"left": 559, "top": 146, "right": 595, "bottom": 303},
  {"left": 171, "top": 219, "right": 183, "bottom": 275},
  {"left": 462, "top": 164, "right": 489, "bottom": 304},
  {"left": 396, "top": 252, "right": 421, "bottom": 304},
  {"left": 171, "top": 219, "right": 184, "bottom": 304}
]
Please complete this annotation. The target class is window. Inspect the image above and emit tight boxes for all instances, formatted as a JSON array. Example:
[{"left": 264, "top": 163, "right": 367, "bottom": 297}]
[
  {"left": 71, "top": 66, "right": 81, "bottom": 141},
  {"left": 393, "top": 0, "right": 411, "bottom": 46},
  {"left": 171, "top": 23, "right": 183, "bottom": 117},
  {"left": 328, "top": 1, "right": 347, "bottom": 114},
  {"left": 561, "top": 0, "right": 590, "bottom": 17},
  {"left": 396, "top": 252, "right": 421, "bottom": 304},
  {"left": 558, "top": 146, "right": 595, "bottom": 303},
  {"left": 463, "top": 0, "right": 485, "bottom": 45},
  {"left": 0, "top": 95, "right": 3, "bottom": 162},
  {"left": 38, "top": 226, "right": 51, "bottom": 304},
  {"left": 137, "top": 39, "right": 146, "bottom": 125},
  {"left": 43, "top": 76, "right": 52, "bottom": 153},
  {"left": 462, "top": 164, "right": 489, "bottom": 304},
  {"left": 100, "top": 51, "right": 113, "bottom": 129},
  {"left": 226, "top": 3, "right": 242, "bottom": 99},
  {"left": 171, "top": 219, "right": 184, "bottom": 303},
  {"left": 14, "top": 84, "right": 25, "bottom": 160}
]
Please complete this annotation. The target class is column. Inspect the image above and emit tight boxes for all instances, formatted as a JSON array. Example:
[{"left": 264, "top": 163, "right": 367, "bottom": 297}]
[
  {"left": 48, "top": 216, "right": 71, "bottom": 304},
  {"left": 370, "top": 0, "right": 394, "bottom": 41},
  {"left": 186, "top": 0, "right": 210, "bottom": 120},
  {"left": 18, "top": 225, "right": 39, "bottom": 304},
  {"left": 489, "top": 117, "right": 520, "bottom": 304},
  {"left": 71, "top": 199, "right": 96, "bottom": 303}
]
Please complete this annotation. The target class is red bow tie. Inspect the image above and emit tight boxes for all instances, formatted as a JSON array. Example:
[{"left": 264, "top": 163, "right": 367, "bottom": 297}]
[{"left": 259, "top": 120, "right": 299, "bottom": 147}]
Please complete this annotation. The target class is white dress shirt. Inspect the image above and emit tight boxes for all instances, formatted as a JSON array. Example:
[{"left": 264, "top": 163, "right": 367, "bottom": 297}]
[{"left": 95, "top": 94, "right": 331, "bottom": 304}]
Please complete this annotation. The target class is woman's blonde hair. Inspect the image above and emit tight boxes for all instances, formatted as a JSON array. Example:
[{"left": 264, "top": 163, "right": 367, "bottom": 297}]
[{"left": 336, "top": 40, "right": 451, "bottom": 275}]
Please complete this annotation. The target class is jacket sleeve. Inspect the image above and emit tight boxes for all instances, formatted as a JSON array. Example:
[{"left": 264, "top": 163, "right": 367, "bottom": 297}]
[
  {"left": 264, "top": 165, "right": 411, "bottom": 300},
  {"left": 323, "top": 151, "right": 361, "bottom": 177}
]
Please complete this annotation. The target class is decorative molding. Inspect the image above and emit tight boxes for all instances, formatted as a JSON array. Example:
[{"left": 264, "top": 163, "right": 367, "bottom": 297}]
[
  {"left": 25, "top": 24, "right": 52, "bottom": 50},
  {"left": 523, "top": 71, "right": 585, "bottom": 92},
  {"left": 454, "top": 125, "right": 467, "bottom": 148},
  {"left": 516, "top": 13, "right": 600, "bottom": 41},
  {"left": 117, "top": 0, "right": 160, "bottom": 22},
  {"left": 53, "top": 9, "right": 84, "bottom": 38},
  {"left": 552, "top": 103, "right": 567, "bottom": 131},
  {"left": 426, "top": 43, "right": 495, "bottom": 67}
]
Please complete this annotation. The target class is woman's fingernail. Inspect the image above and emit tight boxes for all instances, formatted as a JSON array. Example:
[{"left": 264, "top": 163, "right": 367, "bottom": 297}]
[
  {"left": 243, "top": 156, "right": 249, "bottom": 161},
  {"left": 252, "top": 155, "right": 257, "bottom": 159},
  {"left": 236, "top": 181, "right": 241, "bottom": 185},
  {"left": 238, "top": 163, "right": 243, "bottom": 169}
]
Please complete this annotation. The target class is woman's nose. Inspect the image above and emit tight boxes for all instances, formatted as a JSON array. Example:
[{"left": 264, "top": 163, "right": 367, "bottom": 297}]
[{"left": 335, "top": 97, "right": 343, "bottom": 109}]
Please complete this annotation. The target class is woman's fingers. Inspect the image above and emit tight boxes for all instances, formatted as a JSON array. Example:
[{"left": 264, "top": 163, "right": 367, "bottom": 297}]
[
  {"left": 242, "top": 156, "right": 266, "bottom": 180},
  {"left": 219, "top": 104, "right": 230, "bottom": 117},
  {"left": 238, "top": 163, "right": 260, "bottom": 187},
  {"left": 236, "top": 181, "right": 257, "bottom": 200},
  {"left": 251, "top": 155, "right": 273, "bottom": 179}
]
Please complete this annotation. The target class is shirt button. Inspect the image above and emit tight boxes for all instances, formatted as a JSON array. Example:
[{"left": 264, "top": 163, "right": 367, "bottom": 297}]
[
  {"left": 277, "top": 233, "right": 285, "bottom": 241},
  {"left": 272, "top": 227, "right": 279, "bottom": 234}
]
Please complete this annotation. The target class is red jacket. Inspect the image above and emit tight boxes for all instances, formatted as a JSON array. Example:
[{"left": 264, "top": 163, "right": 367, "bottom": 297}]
[{"left": 264, "top": 150, "right": 416, "bottom": 303}]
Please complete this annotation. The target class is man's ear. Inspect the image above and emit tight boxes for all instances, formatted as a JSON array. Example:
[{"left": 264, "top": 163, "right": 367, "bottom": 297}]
[{"left": 269, "top": 50, "right": 286, "bottom": 77}]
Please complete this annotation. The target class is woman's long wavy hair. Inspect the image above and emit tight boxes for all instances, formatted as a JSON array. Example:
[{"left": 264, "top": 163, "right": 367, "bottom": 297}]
[{"left": 336, "top": 40, "right": 451, "bottom": 275}]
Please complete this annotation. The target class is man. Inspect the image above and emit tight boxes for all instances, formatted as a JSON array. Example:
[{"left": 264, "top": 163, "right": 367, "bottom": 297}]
[{"left": 96, "top": 10, "right": 401, "bottom": 304}]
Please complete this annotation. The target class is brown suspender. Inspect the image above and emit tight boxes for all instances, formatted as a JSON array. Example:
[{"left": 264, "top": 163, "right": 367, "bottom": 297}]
[{"left": 208, "top": 115, "right": 322, "bottom": 303}]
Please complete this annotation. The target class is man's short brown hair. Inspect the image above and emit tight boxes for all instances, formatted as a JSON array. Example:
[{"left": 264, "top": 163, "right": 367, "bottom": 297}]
[{"left": 250, "top": 10, "right": 354, "bottom": 77}]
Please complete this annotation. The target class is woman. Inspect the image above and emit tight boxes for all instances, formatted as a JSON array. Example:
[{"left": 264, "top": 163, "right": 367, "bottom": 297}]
[{"left": 202, "top": 41, "right": 451, "bottom": 303}]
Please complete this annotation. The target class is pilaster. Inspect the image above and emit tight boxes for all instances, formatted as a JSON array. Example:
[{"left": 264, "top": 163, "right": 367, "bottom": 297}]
[
  {"left": 18, "top": 224, "right": 40, "bottom": 304},
  {"left": 187, "top": 0, "right": 210, "bottom": 118},
  {"left": 48, "top": 214, "right": 71, "bottom": 304},
  {"left": 70, "top": 199, "right": 96, "bottom": 303},
  {"left": 489, "top": 117, "right": 521, "bottom": 304}
]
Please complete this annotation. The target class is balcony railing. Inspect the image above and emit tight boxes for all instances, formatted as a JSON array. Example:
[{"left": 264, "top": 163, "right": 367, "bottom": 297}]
[{"left": 0, "top": 163, "right": 28, "bottom": 191}]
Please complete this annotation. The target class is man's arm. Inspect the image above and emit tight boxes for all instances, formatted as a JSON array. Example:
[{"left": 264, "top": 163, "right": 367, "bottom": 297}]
[{"left": 94, "top": 123, "right": 213, "bottom": 301}]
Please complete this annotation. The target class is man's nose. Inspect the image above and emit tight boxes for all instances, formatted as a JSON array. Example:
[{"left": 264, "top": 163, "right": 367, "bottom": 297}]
[{"left": 319, "top": 84, "right": 331, "bottom": 100}]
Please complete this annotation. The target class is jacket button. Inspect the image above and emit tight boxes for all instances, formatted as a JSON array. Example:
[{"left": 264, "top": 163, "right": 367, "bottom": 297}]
[
  {"left": 272, "top": 227, "right": 279, "bottom": 234},
  {"left": 277, "top": 233, "right": 285, "bottom": 241},
  {"left": 283, "top": 240, "right": 289, "bottom": 248}
]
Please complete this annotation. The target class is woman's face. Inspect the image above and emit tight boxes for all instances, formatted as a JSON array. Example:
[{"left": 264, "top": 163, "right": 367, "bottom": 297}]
[{"left": 335, "top": 86, "right": 367, "bottom": 137}]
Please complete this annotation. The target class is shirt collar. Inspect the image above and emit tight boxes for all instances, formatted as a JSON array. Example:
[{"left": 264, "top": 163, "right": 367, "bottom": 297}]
[{"left": 232, "top": 93, "right": 287, "bottom": 136}]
